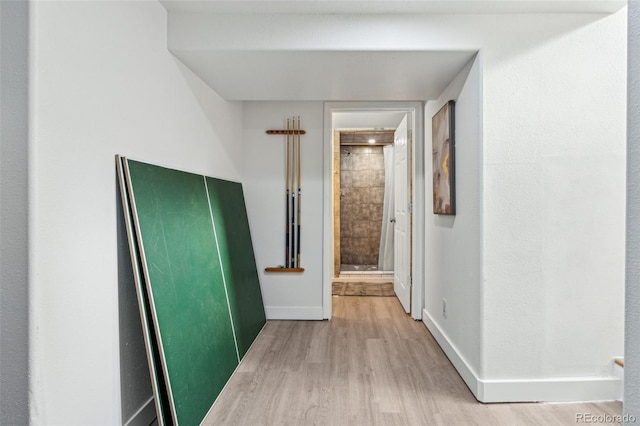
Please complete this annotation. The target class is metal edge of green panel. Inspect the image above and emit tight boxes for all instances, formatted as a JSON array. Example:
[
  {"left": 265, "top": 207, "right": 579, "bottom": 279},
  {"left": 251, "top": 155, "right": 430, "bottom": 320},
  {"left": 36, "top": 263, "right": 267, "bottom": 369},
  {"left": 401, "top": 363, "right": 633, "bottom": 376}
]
[
  {"left": 119, "top": 157, "right": 176, "bottom": 424},
  {"left": 116, "top": 156, "right": 170, "bottom": 426}
]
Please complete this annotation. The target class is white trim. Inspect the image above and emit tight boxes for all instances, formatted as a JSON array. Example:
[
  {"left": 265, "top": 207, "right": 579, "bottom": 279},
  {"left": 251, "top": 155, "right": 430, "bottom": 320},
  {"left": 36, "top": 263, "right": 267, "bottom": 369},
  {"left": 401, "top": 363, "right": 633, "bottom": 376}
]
[
  {"left": 323, "top": 101, "right": 424, "bottom": 321},
  {"left": 421, "top": 308, "right": 481, "bottom": 397},
  {"left": 265, "top": 306, "right": 323, "bottom": 320},
  {"left": 322, "top": 103, "right": 333, "bottom": 319},
  {"left": 124, "top": 396, "right": 156, "bottom": 426},
  {"left": 613, "top": 362, "right": 624, "bottom": 401},
  {"left": 479, "top": 376, "right": 622, "bottom": 403},
  {"left": 422, "top": 308, "right": 622, "bottom": 403},
  {"left": 410, "top": 104, "right": 425, "bottom": 320}
]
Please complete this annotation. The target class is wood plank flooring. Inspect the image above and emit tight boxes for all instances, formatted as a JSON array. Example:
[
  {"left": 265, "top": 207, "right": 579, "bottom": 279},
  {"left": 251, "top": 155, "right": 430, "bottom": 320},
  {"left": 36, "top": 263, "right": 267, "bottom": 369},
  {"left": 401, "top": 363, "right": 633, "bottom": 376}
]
[{"left": 203, "top": 296, "right": 622, "bottom": 425}]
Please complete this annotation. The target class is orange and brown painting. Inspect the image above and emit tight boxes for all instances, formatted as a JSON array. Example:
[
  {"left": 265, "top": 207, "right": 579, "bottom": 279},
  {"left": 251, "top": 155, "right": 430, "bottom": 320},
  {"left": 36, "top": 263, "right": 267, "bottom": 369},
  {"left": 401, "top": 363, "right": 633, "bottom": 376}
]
[{"left": 432, "top": 101, "right": 455, "bottom": 215}]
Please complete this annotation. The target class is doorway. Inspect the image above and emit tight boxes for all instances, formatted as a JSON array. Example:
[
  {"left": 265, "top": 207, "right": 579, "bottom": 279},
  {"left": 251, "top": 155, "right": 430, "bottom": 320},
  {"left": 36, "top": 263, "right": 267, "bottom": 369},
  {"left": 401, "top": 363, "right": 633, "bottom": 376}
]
[
  {"left": 332, "top": 128, "right": 395, "bottom": 286},
  {"left": 323, "top": 102, "right": 425, "bottom": 320}
]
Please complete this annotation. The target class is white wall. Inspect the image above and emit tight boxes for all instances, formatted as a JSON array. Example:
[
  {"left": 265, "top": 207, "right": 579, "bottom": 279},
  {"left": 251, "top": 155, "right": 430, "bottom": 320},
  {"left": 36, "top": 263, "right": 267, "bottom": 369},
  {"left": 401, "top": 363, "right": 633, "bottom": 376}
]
[
  {"left": 24, "top": 6, "right": 627, "bottom": 422},
  {"left": 480, "top": 11, "right": 626, "bottom": 401},
  {"left": 423, "top": 56, "right": 483, "bottom": 392},
  {"left": 0, "top": 1, "right": 29, "bottom": 424},
  {"left": 423, "top": 12, "right": 626, "bottom": 402},
  {"left": 626, "top": 2, "right": 640, "bottom": 421},
  {"left": 168, "top": 10, "right": 628, "bottom": 402},
  {"left": 242, "top": 102, "right": 324, "bottom": 319},
  {"left": 29, "top": 1, "right": 243, "bottom": 424}
]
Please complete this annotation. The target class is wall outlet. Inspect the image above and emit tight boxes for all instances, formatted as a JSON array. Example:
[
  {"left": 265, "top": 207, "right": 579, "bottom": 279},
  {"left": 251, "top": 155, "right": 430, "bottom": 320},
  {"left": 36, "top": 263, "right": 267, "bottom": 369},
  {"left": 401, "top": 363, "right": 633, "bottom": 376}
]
[{"left": 442, "top": 298, "right": 447, "bottom": 319}]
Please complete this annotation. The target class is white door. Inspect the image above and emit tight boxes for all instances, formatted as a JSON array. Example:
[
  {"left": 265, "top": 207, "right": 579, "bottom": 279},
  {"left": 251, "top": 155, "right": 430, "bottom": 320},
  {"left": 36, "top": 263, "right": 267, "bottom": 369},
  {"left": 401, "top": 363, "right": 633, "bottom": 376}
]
[{"left": 394, "top": 115, "right": 411, "bottom": 313}]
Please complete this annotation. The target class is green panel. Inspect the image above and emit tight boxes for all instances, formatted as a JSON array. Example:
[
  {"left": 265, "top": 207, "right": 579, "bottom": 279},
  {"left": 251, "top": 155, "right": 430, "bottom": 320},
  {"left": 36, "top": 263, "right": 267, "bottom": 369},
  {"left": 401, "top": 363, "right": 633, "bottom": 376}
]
[
  {"left": 126, "top": 160, "right": 238, "bottom": 426},
  {"left": 205, "top": 178, "right": 267, "bottom": 358}
]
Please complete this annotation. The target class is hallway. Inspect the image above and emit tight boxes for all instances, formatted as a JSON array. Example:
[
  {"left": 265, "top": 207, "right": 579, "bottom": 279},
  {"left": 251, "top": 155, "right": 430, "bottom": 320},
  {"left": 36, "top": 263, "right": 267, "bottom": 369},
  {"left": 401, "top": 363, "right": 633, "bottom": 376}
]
[{"left": 204, "top": 296, "right": 622, "bottom": 425}]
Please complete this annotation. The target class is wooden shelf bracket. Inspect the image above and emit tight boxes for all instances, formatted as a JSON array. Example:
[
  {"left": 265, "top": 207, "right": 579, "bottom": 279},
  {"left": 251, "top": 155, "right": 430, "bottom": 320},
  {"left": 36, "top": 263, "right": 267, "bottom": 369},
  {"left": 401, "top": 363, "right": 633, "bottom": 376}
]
[{"left": 265, "top": 267, "right": 305, "bottom": 273}]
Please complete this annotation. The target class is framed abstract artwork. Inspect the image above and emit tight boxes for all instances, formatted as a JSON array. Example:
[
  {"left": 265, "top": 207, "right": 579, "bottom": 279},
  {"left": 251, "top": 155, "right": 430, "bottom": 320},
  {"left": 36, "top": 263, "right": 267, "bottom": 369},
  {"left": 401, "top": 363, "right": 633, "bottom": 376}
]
[{"left": 432, "top": 100, "right": 455, "bottom": 215}]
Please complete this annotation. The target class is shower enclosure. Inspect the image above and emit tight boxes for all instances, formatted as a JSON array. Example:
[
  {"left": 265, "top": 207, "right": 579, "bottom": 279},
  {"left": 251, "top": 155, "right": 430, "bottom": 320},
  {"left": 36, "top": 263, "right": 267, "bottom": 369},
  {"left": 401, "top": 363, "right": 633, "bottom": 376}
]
[{"left": 334, "top": 130, "right": 394, "bottom": 276}]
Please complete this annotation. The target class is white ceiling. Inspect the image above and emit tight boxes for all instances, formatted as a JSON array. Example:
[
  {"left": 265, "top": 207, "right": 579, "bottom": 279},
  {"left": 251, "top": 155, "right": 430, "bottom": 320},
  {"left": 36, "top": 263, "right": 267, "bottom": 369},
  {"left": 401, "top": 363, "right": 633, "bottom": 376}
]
[
  {"left": 333, "top": 111, "right": 409, "bottom": 129},
  {"left": 175, "top": 50, "right": 477, "bottom": 101},
  {"left": 162, "top": 0, "right": 625, "bottom": 101},
  {"left": 161, "top": 0, "right": 626, "bottom": 14}
]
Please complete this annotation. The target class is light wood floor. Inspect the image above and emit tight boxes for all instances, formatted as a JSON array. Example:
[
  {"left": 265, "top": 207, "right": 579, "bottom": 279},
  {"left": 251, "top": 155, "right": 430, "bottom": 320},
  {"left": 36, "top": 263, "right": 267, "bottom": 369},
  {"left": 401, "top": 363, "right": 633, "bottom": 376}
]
[{"left": 204, "top": 296, "right": 622, "bottom": 425}]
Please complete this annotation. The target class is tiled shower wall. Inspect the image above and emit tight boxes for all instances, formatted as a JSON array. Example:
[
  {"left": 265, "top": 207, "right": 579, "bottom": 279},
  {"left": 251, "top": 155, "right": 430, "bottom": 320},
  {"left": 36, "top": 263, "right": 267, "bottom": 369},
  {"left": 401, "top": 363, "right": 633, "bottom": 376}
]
[{"left": 340, "top": 145, "right": 384, "bottom": 265}]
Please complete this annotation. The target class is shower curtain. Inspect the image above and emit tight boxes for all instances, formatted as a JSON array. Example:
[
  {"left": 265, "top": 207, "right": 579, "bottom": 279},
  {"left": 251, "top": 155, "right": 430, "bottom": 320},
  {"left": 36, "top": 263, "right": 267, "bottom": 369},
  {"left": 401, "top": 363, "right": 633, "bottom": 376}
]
[{"left": 378, "top": 144, "right": 394, "bottom": 271}]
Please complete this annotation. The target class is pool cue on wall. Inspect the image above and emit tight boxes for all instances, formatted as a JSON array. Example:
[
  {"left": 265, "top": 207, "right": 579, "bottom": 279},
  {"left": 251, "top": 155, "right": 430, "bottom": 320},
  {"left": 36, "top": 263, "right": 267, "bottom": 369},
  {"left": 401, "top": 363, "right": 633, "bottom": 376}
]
[
  {"left": 290, "top": 118, "right": 296, "bottom": 268},
  {"left": 291, "top": 117, "right": 299, "bottom": 268},
  {"left": 295, "top": 117, "right": 302, "bottom": 268},
  {"left": 285, "top": 118, "right": 291, "bottom": 268},
  {"left": 264, "top": 117, "right": 306, "bottom": 273},
  {"left": 291, "top": 118, "right": 298, "bottom": 268}
]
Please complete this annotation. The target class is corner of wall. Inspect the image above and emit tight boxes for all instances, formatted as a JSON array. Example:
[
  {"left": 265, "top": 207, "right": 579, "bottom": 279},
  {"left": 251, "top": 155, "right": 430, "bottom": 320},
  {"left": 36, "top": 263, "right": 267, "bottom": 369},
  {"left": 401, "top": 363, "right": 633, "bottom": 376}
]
[
  {"left": 422, "top": 309, "right": 481, "bottom": 399},
  {"left": 423, "top": 51, "right": 483, "bottom": 390},
  {"left": 1, "top": 1, "right": 31, "bottom": 424},
  {"left": 625, "top": 0, "right": 640, "bottom": 420}
]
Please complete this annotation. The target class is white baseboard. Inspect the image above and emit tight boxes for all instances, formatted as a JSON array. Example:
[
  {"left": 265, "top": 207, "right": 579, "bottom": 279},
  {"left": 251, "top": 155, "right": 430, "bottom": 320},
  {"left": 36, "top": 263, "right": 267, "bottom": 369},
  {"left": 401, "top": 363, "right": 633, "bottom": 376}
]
[
  {"left": 421, "top": 308, "right": 481, "bottom": 397},
  {"left": 613, "top": 362, "right": 624, "bottom": 402},
  {"left": 421, "top": 308, "right": 622, "bottom": 403},
  {"left": 124, "top": 396, "right": 156, "bottom": 426},
  {"left": 479, "top": 376, "right": 622, "bottom": 403},
  {"left": 265, "top": 306, "right": 323, "bottom": 320}
]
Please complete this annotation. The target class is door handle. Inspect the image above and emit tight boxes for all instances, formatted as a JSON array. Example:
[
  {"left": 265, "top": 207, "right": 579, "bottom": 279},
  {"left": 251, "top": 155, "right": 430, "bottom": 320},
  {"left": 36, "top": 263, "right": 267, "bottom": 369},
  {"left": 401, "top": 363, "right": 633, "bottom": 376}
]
[{"left": 390, "top": 217, "right": 396, "bottom": 223}]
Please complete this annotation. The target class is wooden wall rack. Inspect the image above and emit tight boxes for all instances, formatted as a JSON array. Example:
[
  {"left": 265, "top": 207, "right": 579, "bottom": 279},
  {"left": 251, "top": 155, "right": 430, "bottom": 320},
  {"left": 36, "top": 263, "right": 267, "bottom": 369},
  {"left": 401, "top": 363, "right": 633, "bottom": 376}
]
[
  {"left": 266, "top": 130, "right": 306, "bottom": 135},
  {"left": 265, "top": 117, "right": 305, "bottom": 274}
]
